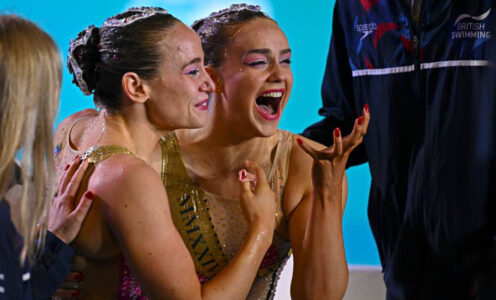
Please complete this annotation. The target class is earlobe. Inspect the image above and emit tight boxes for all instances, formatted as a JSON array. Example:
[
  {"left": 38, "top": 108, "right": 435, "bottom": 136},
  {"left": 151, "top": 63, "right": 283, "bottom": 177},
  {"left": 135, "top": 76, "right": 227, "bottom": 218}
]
[
  {"left": 205, "top": 66, "right": 224, "bottom": 93},
  {"left": 122, "top": 72, "right": 149, "bottom": 104}
]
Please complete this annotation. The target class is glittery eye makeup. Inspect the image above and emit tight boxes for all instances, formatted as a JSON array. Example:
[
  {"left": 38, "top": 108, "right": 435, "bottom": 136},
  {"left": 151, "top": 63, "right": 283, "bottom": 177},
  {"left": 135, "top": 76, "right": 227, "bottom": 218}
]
[
  {"left": 279, "top": 49, "right": 292, "bottom": 65},
  {"left": 243, "top": 54, "right": 268, "bottom": 67},
  {"left": 182, "top": 57, "right": 202, "bottom": 76},
  {"left": 184, "top": 66, "right": 200, "bottom": 76}
]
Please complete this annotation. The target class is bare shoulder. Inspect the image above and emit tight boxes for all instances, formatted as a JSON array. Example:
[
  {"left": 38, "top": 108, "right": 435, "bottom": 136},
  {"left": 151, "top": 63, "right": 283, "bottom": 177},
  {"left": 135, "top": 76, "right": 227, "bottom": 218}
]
[
  {"left": 283, "top": 135, "right": 327, "bottom": 216},
  {"left": 73, "top": 153, "right": 167, "bottom": 257},
  {"left": 54, "top": 108, "right": 98, "bottom": 145},
  {"left": 89, "top": 154, "right": 165, "bottom": 208}
]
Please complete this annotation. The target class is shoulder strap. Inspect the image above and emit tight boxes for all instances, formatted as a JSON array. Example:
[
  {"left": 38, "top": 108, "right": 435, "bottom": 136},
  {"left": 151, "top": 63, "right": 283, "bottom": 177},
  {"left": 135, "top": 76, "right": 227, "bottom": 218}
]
[
  {"left": 160, "top": 132, "right": 228, "bottom": 282},
  {"left": 82, "top": 145, "right": 134, "bottom": 165}
]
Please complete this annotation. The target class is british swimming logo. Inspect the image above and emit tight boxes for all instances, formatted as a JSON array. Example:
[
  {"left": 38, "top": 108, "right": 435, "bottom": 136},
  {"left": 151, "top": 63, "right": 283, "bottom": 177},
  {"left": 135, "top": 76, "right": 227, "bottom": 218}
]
[{"left": 451, "top": 9, "right": 491, "bottom": 39}]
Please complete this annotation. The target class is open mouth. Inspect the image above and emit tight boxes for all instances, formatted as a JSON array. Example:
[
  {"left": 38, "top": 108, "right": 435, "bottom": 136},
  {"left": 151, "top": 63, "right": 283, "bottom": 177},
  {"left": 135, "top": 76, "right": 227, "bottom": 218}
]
[{"left": 255, "top": 89, "right": 284, "bottom": 120}]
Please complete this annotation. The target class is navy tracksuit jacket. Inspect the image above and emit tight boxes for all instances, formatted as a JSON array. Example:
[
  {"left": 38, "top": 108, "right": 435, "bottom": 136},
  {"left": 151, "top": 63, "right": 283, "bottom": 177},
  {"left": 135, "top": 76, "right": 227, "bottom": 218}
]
[{"left": 303, "top": 0, "right": 496, "bottom": 299}]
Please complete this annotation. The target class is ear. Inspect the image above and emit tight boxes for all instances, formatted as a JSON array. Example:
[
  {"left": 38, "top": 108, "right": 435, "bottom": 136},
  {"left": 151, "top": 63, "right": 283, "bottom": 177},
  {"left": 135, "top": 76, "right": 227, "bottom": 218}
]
[
  {"left": 205, "top": 66, "right": 224, "bottom": 94},
  {"left": 121, "top": 72, "right": 150, "bottom": 104}
]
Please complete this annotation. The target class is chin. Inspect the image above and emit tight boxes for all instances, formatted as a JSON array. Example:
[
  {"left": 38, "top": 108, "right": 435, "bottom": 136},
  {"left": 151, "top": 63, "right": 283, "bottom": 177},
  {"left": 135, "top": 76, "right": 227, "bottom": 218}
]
[
  {"left": 254, "top": 123, "right": 279, "bottom": 138},
  {"left": 184, "top": 120, "right": 207, "bottom": 130}
]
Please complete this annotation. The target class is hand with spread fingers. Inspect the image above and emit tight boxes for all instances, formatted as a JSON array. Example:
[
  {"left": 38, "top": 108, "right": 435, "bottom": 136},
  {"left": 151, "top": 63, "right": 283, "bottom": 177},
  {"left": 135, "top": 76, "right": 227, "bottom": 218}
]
[
  {"left": 297, "top": 105, "right": 370, "bottom": 192},
  {"left": 48, "top": 156, "right": 94, "bottom": 245},
  {"left": 238, "top": 160, "right": 278, "bottom": 234},
  {"left": 287, "top": 105, "right": 370, "bottom": 300}
]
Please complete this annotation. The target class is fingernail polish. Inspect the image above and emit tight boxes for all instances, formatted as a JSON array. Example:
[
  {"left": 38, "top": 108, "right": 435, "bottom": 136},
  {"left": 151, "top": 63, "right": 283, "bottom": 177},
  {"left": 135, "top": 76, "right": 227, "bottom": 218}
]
[
  {"left": 241, "top": 170, "right": 247, "bottom": 179},
  {"left": 74, "top": 155, "right": 79, "bottom": 161},
  {"left": 358, "top": 116, "right": 364, "bottom": 125},
  {"left": 64, "top": 164, "right": 70, "bottom": 171},
  {"left": 74, "top": 273, "right": 85, "bottom": 281},
  {"left": 296, "top": 138, "right": 303, "bottom": 145},
  {"left": 71, "top": 291, "right": 81, "bottom": 297},
  {"left": 86, "top": 191, "right": 94, "bottom": 200},
  {"left": 364, "top": 104, "right": 369, "bottom": 113},
  {"left": 334, "top": 128, "right": 341, "bottom": 137}
]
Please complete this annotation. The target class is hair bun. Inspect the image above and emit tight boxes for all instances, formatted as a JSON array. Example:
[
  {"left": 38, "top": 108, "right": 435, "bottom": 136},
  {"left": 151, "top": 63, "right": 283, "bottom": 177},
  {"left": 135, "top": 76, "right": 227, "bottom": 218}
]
[{"left": 67, "top": 25, "right": 100, "bottom": 95}]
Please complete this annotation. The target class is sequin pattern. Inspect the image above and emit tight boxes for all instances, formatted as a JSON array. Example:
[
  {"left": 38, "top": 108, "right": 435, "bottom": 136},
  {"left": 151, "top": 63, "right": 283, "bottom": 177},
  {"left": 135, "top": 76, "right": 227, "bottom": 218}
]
[{"left": 162, "top": 130, "right": 293, "bottom": 300}]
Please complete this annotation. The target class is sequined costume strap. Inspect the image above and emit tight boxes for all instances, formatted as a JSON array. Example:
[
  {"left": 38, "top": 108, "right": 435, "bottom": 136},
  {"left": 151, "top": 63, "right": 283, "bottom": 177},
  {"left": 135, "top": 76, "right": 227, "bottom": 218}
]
[
  {"left": 160, "top": 132, "right": 228, "bottom": 282},
  {"left": 81, "top": 145, "right": 134, "bottom": 164}
]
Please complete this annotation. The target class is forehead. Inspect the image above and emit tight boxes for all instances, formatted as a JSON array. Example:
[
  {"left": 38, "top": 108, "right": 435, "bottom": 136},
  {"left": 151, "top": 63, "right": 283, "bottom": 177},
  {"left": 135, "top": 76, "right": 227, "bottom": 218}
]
[
  {"left": 162, "top": 22, "right": 203, "bottom": 65},
  {"left": 229, "top": 18, "right": 289, "bottom": 52}
]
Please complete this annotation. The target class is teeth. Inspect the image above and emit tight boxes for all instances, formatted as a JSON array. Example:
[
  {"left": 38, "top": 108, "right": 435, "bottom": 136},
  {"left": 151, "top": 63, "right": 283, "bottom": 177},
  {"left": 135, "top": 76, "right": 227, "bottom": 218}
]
[{"left": 260, "top": 91, "right": 283, "bottom": 98}]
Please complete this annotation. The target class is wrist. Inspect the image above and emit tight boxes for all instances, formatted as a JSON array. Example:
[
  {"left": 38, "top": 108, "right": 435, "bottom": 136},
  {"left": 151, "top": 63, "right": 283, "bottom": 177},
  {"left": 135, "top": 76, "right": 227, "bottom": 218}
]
[
  {"left": 247, "top": 223, "right": 274, "bottom": 244},
  {"left": 314, "top": 189, "right": 343, "bottom": 215}
]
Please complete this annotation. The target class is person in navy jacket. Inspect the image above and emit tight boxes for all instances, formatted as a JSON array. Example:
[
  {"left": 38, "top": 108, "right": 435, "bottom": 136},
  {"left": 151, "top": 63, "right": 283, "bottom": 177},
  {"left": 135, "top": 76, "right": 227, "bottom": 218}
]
[{"left": 303, "top": 0, "right": 495, "bottom": 299}]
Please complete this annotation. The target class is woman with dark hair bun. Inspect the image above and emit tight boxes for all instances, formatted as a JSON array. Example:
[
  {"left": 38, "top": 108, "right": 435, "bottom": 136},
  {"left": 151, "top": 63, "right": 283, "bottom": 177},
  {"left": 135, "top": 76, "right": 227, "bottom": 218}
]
[
  {"left": 156, "top": 4, "right": 370, "bottom": 299},
  {"left": 53, "top": 6, "right": 280, "bottom": 299}
]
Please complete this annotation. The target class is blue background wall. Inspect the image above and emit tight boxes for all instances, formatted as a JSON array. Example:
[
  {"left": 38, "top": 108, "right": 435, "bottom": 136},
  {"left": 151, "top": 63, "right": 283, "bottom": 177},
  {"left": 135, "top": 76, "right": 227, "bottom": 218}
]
[{"left": 1, "top": 0, "right": 379, "bottom": 266}]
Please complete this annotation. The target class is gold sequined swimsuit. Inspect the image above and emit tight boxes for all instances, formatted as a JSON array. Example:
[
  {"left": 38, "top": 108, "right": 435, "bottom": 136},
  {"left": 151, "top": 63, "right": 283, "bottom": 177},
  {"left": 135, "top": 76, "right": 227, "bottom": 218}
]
[
  {"left": 56, "top": 117, "right": 293, "bottom": 300},
  {"left": 160, "top": 130, "right": 293, "bottom": 300}
]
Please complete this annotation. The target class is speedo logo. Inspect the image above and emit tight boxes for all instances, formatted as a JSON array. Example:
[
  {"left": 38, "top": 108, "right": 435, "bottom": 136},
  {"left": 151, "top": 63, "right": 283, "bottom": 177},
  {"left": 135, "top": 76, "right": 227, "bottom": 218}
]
[
  {"left": 355, "top": 23, "right": 377, "bottom": 40},
  {"left": 451, "top": 9, "right": 491, "bottom": 39}
]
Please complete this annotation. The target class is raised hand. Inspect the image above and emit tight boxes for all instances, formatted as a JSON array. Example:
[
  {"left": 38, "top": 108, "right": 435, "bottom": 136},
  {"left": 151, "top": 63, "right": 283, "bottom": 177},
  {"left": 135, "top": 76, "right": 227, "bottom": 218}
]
[
  {"left": 238, "top": 160, "right": 278, "bottom": 233},
  {"left": 48, "top": 157, "right": 94, "bottom": 244},
  {"left": 297, "top": 105, "right": 370, "bottom": 190}
]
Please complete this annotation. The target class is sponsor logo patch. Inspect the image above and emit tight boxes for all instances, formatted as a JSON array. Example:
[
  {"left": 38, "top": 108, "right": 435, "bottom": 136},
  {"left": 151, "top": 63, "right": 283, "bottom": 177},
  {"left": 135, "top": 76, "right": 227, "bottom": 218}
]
[
  {"left": 451, "top": 9, "right": 491, "bottom": 39},
  {"left": 355, "top": 23, "right": 377, "bottom": 40}
]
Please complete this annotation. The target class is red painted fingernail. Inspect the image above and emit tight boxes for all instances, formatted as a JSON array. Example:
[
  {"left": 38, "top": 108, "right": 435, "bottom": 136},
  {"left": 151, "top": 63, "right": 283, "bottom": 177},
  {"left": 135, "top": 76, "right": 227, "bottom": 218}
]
[
  {"left": 357, "top": 116, "right": 364, "bottom": 126},
  {"left": 296, "top": 138, "right": 303, "bottom": 145},
  {"left": 64, "top": 164, "right": 70, "bottom": 171},
  {"left": 364, "top": 104, "right": 369, "bottom": 113},
  {"left": 71, "top": 291, "right": 81, "bottom": 297},
  {"left": 334, "top": 128, "right": 341, "bottom": 137},
  {"left": 74, "top": 155, "right": 79, "bottom": 161},
  {"left": 86, "top": 191, "right": 94, "bottom": 200},
  {"left": 74, "top": 273, "right": 85, "bottom": 281}
]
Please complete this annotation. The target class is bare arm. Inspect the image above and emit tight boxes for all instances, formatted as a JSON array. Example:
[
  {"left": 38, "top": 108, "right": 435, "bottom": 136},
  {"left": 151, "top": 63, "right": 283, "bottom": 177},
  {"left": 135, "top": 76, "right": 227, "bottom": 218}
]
[
  {"left": 92, "top": 157, "right": 274, "bottom": 300},
  {"left": 284, "top": 107, "right": 370, "bottom": 300}
]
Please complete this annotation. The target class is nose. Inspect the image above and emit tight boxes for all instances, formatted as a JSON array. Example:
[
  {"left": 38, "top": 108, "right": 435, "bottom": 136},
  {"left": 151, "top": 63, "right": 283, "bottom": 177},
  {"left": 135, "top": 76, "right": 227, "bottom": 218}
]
[
  {"left": 267, "top": 62, "right": 285, "bottom": 82},
  {"left": 200, "top": 71, "right": 215, "bottom": 93}
]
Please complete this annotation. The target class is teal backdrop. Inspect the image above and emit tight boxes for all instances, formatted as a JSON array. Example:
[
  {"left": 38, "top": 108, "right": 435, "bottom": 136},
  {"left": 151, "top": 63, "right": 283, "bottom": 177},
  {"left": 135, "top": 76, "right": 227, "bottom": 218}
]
[{"left": 1, "top": 0, "right": 379, "bottom": 266}]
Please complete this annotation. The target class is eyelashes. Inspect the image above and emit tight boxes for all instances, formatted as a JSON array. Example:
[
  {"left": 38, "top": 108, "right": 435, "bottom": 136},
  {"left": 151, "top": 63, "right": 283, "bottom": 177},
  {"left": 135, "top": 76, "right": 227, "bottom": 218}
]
[
  {"left": 184, "top": 68, "right": 201, "bottom": 76},
  {"left": 245, "top": 58, "right": 291, "bottom": 67},
  {"left": 247, "top": 60, "right": 267, "bottom": 66}
]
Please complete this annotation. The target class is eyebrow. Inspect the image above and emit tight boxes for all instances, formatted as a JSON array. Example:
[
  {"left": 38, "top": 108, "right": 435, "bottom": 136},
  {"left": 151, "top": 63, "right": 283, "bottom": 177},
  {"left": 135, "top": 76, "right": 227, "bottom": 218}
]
[
  {"left": 245, "top": 48, "right": 292, "bottom": 55},
  {"left": 182, "top": 57, "right": 201, "bottom": 69}
]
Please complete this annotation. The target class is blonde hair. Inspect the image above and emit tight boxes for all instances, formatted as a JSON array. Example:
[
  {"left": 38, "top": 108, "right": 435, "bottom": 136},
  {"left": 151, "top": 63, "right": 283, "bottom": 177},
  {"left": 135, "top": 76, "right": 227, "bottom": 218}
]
[{"left": 0, "top": 15, "right": 61, "bottom": 264}]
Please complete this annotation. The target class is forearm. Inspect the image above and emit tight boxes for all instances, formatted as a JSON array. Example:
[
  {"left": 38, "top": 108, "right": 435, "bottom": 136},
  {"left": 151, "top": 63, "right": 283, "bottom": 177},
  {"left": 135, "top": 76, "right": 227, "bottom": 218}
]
[
  {"left": 292, "top": 187, "right": 348, "bottom": 300},
  {"left": 201, "top": 225, "right": 273, "bottom": 300}
]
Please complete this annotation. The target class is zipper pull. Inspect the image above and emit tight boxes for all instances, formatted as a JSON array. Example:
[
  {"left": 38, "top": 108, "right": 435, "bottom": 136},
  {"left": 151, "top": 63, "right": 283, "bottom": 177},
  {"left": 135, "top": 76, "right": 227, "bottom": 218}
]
[{"left": 413, "top": 35, "right": 419, "bottom": 54}]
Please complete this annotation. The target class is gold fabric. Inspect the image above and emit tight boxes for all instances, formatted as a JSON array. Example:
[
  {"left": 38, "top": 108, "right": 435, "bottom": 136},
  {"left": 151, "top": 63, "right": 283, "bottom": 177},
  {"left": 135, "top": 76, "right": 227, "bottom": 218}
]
[
  {"left": 82, "top": 145, "right": 134, "bottom": 164},
  {"left": 160, "top": 133, "right": 229, "bottom": 281},
  {"left": 161, "top": 130, "right": 293, "bottom": 300}
]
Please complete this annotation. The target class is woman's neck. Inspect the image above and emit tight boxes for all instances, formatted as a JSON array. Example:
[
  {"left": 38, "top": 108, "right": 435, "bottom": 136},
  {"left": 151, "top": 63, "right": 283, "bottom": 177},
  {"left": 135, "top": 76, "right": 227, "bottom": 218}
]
[
  {"left": 176, "top": 113, "right": 278, "bottom": 180},
  {"left": 99, "top": 108, "right": 165, "bottom": 164}
]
